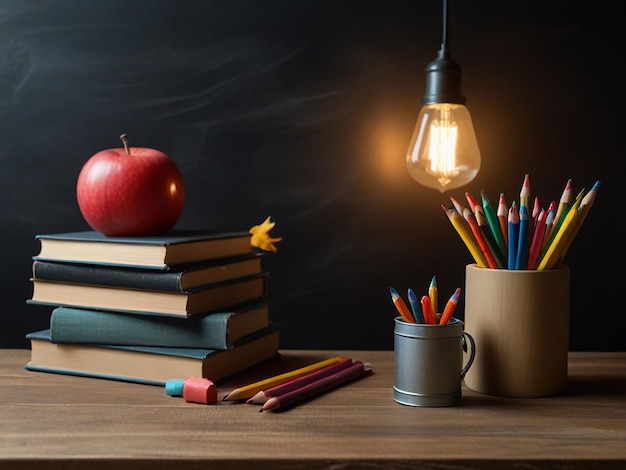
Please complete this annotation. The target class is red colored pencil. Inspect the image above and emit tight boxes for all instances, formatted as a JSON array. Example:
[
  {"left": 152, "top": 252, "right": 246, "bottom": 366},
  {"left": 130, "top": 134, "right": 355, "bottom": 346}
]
[
  {"left": 260, "top": 361, "right": 372, "bottom": 412},
  {"left": 463, "top": 208, "right": 499, "bottom": 269},
  {"left": 497, "top": 193, "right": 508, "bottom": 248},
  {"left": 527, "top": 208, "right": 547, "bottom": 269},
  {"left": 420, "top": 295, "right": 436, "bottom": 324},
  {"left": 464, "top": 191, "right": 481, "bottom": 215}
]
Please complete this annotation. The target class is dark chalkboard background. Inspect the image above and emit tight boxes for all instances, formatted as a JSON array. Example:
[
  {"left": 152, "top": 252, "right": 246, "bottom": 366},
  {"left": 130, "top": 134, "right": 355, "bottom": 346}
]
[{"left": 1, "top": 0, "right": 623, "bottom": 350}]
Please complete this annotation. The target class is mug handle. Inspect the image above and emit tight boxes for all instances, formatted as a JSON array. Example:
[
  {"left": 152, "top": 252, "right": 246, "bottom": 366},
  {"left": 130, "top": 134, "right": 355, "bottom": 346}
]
[{"left": 461, "top": 332, "right": 476, "bottom": 378}]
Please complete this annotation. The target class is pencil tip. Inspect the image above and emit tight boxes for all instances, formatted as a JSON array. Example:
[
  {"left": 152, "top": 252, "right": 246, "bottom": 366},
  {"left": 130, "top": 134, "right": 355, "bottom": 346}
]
[
  {"left": 259, "top": 408, "right": 264, "bottom": 413},
  {"left": 222, "top": 395, "right": 229, "bottom": 401}
]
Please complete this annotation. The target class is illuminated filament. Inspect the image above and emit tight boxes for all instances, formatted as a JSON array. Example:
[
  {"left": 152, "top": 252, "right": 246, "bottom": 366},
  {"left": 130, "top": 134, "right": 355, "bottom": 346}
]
[{"left": 428, "top": 108, "right": 458, "bottom": 177}]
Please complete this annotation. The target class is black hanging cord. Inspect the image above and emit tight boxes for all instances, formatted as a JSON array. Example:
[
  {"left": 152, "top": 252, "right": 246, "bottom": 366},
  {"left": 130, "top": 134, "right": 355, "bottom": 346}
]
[
  {"left": 420, "top": 0, "right": 465, "bottom": 105},
  {"left": 441, "top": 0, "right": 449, "bottom": 55}
]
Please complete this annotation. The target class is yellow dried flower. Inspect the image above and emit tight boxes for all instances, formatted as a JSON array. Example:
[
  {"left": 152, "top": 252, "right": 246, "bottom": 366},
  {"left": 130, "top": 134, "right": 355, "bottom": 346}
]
[{"left": 249, "top": 216, "right": 283, "bottom": 252}]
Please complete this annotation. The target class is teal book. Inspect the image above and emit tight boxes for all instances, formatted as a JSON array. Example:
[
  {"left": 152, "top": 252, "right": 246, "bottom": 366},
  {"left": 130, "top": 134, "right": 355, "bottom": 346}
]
[
  {"left": 49, "top": 301, "right": 269, "bottom": 350},
  {"left": 32, "top": 253, "right": 263, "bottom": 292},
  {"left": 28, "top": 273, "right": 268, "bottom": 317},
  {"left": 25, "top": 325, "right": 281, "bottom": 386},
  {"left": 34, "top": 230, "right": 253, "bottom": 269}
]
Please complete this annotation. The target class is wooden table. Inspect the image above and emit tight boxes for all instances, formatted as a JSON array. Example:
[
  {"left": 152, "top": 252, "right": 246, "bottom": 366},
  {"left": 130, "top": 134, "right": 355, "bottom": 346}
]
[{"left": 1, "top": 349, "right": 625, "bottom": 469}]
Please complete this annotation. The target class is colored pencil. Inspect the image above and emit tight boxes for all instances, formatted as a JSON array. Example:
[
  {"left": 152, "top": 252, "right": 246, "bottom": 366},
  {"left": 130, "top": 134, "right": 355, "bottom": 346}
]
[
  {"left": 549, "top": 179, "right": 573, "bottom": 239},
  {"left": 519, "top": 173, "right": 531, "bottom": 212},
  {"left": 420, "top": 295, "right": 436, "bottom": 324},
  {"left": 260, "top": 361, "right": 372, "bottom": 412},
  {"left": 463, "top": 208, "right": 499, "bottom": 269},
  {"left": 529, "top": 196, "right": 541, "bottom": 242},
  {"left": 543, "top": 179, "right": 573, "bottom": 252},
  {"left": 536, "top": 188, "right": 585, "bottom": 270},
  {"left": 481, "top": 190, "right": 507, "bottom": 261},
  {"left": 555, "top": 180, "right": 600, "bottom": 265},
  {"left": 497, "top": 193, "right": 508, "bottom": 249},
  {"left": 475, "top": 207, "right": 506, "bottom": 267},
  {"left": 428, "top": 275, "right": 438, "bottom": 315},
  {"left": 407, "top": 288, "right": 425, "bottom": 323},
  {"left": 515, "top": 204, "right": 530, "bottom": 270},
  {"left": 246, "top": 358, "right": 354, "bottom": 404},
  {"left": 542, "top": 201, "right": 557, "bottom": 251},
  {"left": 507, "top": 203, "right": 520, "bottom": 270},
  {"left": 441, "top": 204, "right": 488, "bottom": 267},
  {"left": 450, "top": 196, "right": 467, "bottom": 219},
  {"left": 465, "top": 191, "right": 481, "bottom": 215},
  {"left": 222, "top": 356, "right": 344, "bottom": 401},
  {"left": 526, "top": 208, "right": 547, "bottom": 269},
  {"left": 389, "top": 287, "right": 415, "bottom": 323},
  {"left": 439, "top": 288, "right": 461, "bottom": 325}
]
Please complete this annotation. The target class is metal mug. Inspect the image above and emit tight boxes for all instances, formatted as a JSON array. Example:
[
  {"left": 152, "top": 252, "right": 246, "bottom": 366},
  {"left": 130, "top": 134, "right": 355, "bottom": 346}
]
[{"left": 393, "top": 317, "right": 475, "bottom": 407}]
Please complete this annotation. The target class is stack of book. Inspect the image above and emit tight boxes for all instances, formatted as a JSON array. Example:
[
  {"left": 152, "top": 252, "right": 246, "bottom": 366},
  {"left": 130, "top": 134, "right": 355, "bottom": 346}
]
[{"left": 24, "top": 230, "right": 281, "bottom": 385}]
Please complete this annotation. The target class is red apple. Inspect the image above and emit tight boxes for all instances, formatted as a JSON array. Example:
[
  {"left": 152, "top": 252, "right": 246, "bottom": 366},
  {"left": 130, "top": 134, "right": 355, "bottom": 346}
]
[{"left": 77, "top": 134, "right": 185, "bottom": 236}]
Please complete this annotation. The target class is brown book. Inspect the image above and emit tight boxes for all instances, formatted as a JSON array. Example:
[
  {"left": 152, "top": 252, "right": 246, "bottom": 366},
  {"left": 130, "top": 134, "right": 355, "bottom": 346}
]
[
  {"left": 29, "top": 274, "right": 267, "bottom": 318},
  {"left": 25, "top": 326, "right": 281, "bottom": 385},
  {"left": 34, "top": 230, "right": 253, "bottom": 269}
]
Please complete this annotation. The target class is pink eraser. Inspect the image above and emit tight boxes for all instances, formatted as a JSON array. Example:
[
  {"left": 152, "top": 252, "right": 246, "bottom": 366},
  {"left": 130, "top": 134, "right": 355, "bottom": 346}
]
[{"left": 182, "top": 377, "right": 217, "bottom": 404}]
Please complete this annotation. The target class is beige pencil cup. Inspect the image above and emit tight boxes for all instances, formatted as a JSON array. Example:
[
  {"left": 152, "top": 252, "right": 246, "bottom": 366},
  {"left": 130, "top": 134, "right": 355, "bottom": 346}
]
[{"left": 463, "top": 264, "right": 570, "bottom": 398}]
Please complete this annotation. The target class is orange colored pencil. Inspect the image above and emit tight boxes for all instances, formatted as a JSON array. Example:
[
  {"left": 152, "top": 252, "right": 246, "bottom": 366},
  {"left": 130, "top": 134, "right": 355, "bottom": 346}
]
[
  {"left": 439, "top": 288, "right": 461, "bottom": 325},
  {"left": 389, "top": 287, "right": 415, "bottom": 323}
]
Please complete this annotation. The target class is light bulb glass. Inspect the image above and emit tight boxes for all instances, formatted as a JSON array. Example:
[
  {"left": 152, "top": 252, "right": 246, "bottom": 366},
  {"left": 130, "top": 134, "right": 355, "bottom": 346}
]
[{"left": 406, "top": 103, "right": 481, "bottom": 193}]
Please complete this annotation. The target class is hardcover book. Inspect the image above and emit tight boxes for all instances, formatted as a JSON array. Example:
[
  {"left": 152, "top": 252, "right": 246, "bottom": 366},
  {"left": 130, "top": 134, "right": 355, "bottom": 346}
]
[
  {"left": 32, "top": 254, "right": 263, "bottom": 292},
  {"left": 25, "top": 326, "right": 281, "bottom": 386},
  {"left": 34, "top": 230, "right": 253, "bottom": 269},
  {"left": 29, "top": 274, "right": 267, "bottom": 317},
  {"left": 49, "top": 301, "right": 270, "bottom": 349}
]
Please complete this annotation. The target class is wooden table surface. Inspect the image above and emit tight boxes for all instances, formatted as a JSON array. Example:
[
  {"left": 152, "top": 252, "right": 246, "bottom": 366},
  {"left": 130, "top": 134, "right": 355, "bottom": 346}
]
[{"left": 1, "top": 349, "right": 625, "bottom": 469}]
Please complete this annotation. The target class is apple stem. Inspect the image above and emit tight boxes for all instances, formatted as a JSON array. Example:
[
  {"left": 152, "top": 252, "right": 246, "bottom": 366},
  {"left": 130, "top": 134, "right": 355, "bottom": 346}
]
[{"left": 120, "top": 134, "right": 130, "bottom": 155}]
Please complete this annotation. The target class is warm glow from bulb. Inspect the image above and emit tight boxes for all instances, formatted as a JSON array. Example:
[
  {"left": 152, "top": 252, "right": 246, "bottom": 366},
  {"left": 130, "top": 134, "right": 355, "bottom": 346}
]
[
  {"left": 428, "top": 106, "right": 458, "bottom": 183},
  {"left": 406, "top": 103, "right": 481, "bottom": 193}
]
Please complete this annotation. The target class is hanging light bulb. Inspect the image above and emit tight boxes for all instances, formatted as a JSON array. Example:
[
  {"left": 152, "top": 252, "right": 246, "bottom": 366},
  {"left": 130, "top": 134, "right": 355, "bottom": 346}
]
[{"left": 406, "top": 0, "right": 481, "bottom": 193}]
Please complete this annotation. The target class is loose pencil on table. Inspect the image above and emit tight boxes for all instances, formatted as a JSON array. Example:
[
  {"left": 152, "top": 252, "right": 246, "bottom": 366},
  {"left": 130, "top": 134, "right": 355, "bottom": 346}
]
[{"left": 260, "top": 360, "right": 372, "bottom": 412}]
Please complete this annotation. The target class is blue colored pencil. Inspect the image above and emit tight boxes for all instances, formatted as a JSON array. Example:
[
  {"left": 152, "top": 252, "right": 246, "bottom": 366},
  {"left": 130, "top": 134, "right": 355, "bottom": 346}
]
[
  {"left": 515, "top": 204, "right": 530, "bottom": 270},
  {"left": 407, "top": 288, "right": 425, "bottom": 324},
  {"left": 507, "top": 203, "right": 519, "bottom": 270}
]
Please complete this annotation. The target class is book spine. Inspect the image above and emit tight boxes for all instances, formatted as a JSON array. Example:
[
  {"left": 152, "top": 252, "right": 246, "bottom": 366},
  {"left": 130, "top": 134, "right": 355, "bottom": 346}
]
[
  {"left": 49, "top": 307, "right": 230, "bottom": 349},
  {"left": 33, "top": 260, "right": 183, "bottom": 291}
]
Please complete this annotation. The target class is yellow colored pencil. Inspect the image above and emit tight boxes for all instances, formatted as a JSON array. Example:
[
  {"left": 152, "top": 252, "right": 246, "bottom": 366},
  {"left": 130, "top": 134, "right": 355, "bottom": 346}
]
[
  {"left": 222, "top": 356, "right": 344, "bottom": 401},
  {"left": 555, "top": 181, "right": 600, "bottom": 265},
  {"left": 428, "top": 275, "right": 438, "bottom": 315},
  {"left": 536, "top": 189, "right": 584, "bottom": 270},
  {"left": 548, "top": 178, "right": 573, "bottom": 241},
  {"left": 441, "top": 204, "right": 488, "bottom": 267}
]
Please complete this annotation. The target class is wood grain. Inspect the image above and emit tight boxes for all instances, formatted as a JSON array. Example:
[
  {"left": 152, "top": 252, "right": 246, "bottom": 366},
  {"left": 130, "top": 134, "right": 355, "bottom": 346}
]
[{"left": 1, "top": 349, "right": 625, "bottom": 469}]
